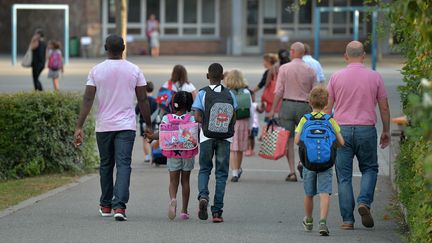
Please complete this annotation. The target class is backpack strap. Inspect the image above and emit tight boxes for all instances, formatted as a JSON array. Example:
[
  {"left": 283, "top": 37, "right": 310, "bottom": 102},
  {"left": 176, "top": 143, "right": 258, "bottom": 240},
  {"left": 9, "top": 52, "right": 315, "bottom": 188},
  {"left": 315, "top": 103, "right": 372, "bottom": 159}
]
[
  {"left": 322, "top": 113, "right": 332, "bottom": 121},
  {"left": 167, "top": 80, "right": 173, "bottom": 91},
  {"left": 304, "top": 113, "right": 313, "bottom": 120}
]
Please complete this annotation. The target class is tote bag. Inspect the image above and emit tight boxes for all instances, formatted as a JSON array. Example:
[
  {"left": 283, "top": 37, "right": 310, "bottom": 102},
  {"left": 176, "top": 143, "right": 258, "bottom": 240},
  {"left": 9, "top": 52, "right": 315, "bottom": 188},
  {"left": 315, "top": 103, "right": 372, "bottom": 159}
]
[
  {"left": 21, "top": 48, "right": 32, "bottom": 68},
  {"left": 259, "top": 121, "right": 290, "bottom": 160}
]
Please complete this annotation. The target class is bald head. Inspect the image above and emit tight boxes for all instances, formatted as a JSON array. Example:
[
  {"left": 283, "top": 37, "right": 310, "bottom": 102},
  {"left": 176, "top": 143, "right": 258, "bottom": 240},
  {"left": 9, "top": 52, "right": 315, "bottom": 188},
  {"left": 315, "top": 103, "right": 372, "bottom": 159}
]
[
  {"left": 290, "top": 42, "right": 305, "bottom": 59},
  {"left": 346, "top": 41, "right": 364, "bottom": 58}
]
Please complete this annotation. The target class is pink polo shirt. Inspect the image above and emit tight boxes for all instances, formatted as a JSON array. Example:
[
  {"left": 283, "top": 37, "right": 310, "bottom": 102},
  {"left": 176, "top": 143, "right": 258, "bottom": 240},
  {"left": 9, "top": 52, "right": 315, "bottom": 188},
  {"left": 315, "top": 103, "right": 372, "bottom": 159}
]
[
  {"left": 86, "top": 59, "right": 147, "bottom": 132},
  {"left": 274, "top": 58, "right": 317, "bottom": 101},
  {"left": 327, "top": 63, "right": 387, "bottom": 126}
]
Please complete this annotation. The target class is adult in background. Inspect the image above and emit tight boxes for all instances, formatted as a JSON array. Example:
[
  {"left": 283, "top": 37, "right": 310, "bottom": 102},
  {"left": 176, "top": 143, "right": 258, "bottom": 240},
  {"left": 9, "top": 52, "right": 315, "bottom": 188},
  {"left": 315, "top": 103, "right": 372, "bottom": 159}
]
[
  {"left": 74, "top": 35, "right": 153, "bottom": 221},
  {"left": 29, "top": 29, "right": 47, "bottom": 91},
  {"left": 251, "top": 53, "right": 278, "bottom": 93},
  {"left": 326, "top": 41, "right": 390, "bottom": 230},
  {"left": 303, "top": 43, "right": 325, "bottom": 84},
  {"left": 146, "top": 14, "right": 159, "bottom": 56},
  {"left": 267, "top": 42, "right": 317, "bottom": 182},
  {"left": 162, "top": 65, "right": 197, "bottom": 99}
]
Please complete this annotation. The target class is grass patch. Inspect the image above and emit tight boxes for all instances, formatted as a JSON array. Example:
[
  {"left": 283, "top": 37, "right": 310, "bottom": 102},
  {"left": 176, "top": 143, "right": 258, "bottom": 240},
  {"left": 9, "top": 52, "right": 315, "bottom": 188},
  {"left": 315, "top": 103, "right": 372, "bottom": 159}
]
[{"left": 0, "top": 174, "right": 79, "bottom": 211}]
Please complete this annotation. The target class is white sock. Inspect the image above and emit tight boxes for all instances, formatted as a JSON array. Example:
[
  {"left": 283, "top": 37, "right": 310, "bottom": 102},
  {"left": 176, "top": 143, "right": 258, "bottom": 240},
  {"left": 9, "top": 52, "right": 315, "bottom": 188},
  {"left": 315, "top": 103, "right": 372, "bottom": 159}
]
[
  {"left": 145, "top": 154, "right": 150, "bottom": 161},
  {"left": 232, "top": 170, "right": 239, "bottom": 177}
]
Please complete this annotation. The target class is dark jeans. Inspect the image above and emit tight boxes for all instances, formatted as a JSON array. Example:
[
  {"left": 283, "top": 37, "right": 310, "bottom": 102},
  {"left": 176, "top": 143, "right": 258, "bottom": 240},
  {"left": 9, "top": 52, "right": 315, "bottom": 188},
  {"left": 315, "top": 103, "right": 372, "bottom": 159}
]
[
  {"left": 96, "top": 130, "right": 136, "bottom": 209},
  {"left": 31, "top": 65, "right": 44, "bottom": 91},
  {"left": 197, "top": 139, "right": 230, "bottom": 213},
  {"left": 336, "top": 126, "right": 378, "bottom": 224}
]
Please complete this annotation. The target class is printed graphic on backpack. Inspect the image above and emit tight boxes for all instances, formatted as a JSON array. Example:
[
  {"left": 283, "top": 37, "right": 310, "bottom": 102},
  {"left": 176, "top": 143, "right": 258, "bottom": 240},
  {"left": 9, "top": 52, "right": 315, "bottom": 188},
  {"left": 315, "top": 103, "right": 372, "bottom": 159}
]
[{"left": 160, "top": 114, "right": 199, "bottom": 158}]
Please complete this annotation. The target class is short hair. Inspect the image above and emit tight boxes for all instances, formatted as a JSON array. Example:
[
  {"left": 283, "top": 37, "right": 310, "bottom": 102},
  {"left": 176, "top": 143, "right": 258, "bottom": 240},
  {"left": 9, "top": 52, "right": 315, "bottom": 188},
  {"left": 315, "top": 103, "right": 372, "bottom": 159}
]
[
  {"left": 309, "top": 86, "right": 329, "bottom": 110},
  {"left": 172, "top": 91, "right": 193, "bottom": 112},
  {"left": 105, "top": 34, "right": 125, "bottom": 54},
  {"left": 278, "top": 49, "right": 290, "bottom": 64},
  {"left": 346, "top": 41, "right": 364, "bottom": 58},
  {"left": 263, "top": 53, "right": 278, "bottom": 65},
  {"left": 291, "top": 42, "right": 305, "bottom": 56},
  {"left": 171, "top": 65, "right": 188, "bottom": 86},
  {"left": 208, "top": 63, "right": 223, "bottom": 80},
  {"left": 304, "top": 43, "right": 311, "bottom": 55},
  {"left": 145, "top": 81, "right": 154, "bottom": 93},
  {"left": 224, "top": 69, "right": 247, "bottom": 90},
  {"left": 35, "top": 28, "right": 44, "bottom": 37}
]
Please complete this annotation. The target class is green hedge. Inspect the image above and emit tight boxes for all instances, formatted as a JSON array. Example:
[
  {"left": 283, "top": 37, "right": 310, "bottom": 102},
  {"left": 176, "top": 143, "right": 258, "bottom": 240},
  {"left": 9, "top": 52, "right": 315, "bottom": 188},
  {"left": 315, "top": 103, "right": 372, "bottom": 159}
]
[
  {"left": 388, "top": 0, "right": 432, "bottom": 242},
  {"left": 0, "top": 92, "right": 98, "bottom": 180}
]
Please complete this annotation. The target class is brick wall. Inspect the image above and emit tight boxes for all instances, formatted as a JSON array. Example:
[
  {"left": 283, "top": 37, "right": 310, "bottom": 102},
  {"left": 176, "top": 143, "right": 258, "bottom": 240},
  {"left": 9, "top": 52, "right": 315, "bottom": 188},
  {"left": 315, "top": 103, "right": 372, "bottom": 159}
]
[
  {"left": 0, "top": 0, "right": 101, "bottom": 56},
  {"left": 128, "top": 39, "right": 224, "bottom": 55}
]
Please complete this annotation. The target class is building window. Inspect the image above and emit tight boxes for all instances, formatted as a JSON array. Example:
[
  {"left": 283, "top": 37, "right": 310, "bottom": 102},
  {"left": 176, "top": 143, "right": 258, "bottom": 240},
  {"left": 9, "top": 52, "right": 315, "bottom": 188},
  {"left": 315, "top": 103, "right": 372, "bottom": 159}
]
[
  {"left": 262, "top": 0, "right": 367, "bottom": 39},
  {"left": 103, "top": 0, "right": 219, "bottom": 40}
]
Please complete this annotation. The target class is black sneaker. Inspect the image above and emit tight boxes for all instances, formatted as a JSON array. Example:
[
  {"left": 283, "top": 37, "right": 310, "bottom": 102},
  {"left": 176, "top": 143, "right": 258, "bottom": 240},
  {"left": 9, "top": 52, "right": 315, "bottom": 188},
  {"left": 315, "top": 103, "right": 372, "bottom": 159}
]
[
  {"left": 198, "top": 198, "right": 208, "bottom": 220},
  {"left": 114, "top": 208, "right": 127, "bottom": 221},
  {"left": 212, "top": 211, "right": 224, "bottom": 223},
  {"left": 231, "top": 176, "right": 239, "bottom": 182}
]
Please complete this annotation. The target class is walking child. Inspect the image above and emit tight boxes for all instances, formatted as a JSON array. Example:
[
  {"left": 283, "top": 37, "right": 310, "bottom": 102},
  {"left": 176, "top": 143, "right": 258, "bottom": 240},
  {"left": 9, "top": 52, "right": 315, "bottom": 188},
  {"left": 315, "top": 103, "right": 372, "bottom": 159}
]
[
  {"left": 245, "top": 91, "right": 262, "bottom": 156},
  {"left": 47, "top": 40, "right": 64, "bottom": 91},
  {"left": 146, "top": 91, "right": 197, "bottom": 220},
  {"left": 192, "top": 63, "right": 237, "bottom": 223},
  {"left": 135, "top": 81, "right": 158, "bottom": 163},
  {"left": 224, "top": 69, "right": 252, "bottom": 182},
  {"left": 294, "top": 86, "right": 344, "bottom": 236}
]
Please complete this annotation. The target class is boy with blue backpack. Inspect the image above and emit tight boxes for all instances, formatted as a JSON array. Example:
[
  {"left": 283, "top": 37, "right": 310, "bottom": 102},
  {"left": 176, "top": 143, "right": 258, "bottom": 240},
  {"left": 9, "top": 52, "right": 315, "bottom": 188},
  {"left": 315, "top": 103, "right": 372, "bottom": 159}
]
[{"left": 294, "top": 86, "right": 344, "bottom": 236}]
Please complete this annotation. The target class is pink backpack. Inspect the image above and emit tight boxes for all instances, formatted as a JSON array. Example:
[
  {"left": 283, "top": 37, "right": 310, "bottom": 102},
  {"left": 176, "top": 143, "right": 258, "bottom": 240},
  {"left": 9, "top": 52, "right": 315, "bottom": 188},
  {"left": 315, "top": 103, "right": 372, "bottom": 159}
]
[
  {"left": 159, "top": 114, "right": 199, "bottom": 159},
  {"left": 48, "top": 50, "right": 62, "bottom": 70}
]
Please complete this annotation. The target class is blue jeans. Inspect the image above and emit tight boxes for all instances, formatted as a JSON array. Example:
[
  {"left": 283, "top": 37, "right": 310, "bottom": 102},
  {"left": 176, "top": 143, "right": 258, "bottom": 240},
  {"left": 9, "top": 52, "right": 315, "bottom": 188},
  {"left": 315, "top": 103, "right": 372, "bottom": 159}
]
[
  {"left": 96, "top": 130, "right": 136, "bottom": 209},
  {"left": 197, "top": 139, "right": 230, "bottom": 213},
  {"left": 336, "top": 126, "right": 378, "bottom": 224}
]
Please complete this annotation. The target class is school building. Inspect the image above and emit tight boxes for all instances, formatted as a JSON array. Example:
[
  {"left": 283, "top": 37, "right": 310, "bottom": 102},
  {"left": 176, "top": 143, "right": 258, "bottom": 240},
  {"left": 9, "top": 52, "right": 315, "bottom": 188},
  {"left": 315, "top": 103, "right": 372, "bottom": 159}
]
[{"left": 1, "top": 0, "right": 386, "bottom": 57}]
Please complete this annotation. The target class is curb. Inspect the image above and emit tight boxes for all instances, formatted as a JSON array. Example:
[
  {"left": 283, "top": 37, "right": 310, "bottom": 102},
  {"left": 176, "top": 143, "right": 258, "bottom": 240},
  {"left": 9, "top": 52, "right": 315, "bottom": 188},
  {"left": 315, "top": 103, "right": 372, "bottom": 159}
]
[{"left": 0, "top": 174, "right": 97, "bottom": 219}]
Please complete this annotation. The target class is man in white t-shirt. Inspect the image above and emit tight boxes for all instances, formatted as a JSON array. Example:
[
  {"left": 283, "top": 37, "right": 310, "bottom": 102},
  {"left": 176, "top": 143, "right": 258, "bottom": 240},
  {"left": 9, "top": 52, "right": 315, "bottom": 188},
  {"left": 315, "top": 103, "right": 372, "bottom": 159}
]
[{"left": 74, "top": 35, "right": 152, "bottom": 221}]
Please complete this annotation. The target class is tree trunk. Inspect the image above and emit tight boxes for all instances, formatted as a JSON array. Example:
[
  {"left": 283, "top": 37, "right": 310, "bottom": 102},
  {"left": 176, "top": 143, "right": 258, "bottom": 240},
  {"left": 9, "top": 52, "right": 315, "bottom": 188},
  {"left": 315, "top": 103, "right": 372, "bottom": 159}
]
[{"left": 115, "top": 0, "right": 128, "bottom": 58}]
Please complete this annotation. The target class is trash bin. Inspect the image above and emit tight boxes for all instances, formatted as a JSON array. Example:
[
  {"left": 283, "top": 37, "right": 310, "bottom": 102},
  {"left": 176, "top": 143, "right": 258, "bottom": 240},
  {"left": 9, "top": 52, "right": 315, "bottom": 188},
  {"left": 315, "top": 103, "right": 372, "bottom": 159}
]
[{"left": 70, "top": 37, "right": 80, "bottom": 57}]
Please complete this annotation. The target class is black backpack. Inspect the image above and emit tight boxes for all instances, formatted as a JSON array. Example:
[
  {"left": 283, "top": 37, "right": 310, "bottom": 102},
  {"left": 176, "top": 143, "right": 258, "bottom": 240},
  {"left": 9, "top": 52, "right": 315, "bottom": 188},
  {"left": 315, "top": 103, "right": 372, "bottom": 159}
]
[{"left": 201, "top": 85, "right": 235, "bottom": 139}]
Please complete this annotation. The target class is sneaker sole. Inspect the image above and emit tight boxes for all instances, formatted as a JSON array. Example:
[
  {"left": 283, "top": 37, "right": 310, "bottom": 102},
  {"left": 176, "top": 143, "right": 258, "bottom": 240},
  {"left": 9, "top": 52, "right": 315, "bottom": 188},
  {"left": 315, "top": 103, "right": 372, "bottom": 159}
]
[
  {"left": 198, "top": 200, "right": 208, "bottom": 220},
  {"left": 358, "top": 206, "right": 374, "bottom": 228},
  {"left": 114, "top": 213, "right": 127, "bottom": 221},
  {"left": 319, "top": 230, "right": 329, "bottom": 236},
  {"left": 99, "top": 209, "right": 113, "bottom": 217},
  {"left": 302, "top": 222, "right": 313, "bottom": 231},
  {"left": 212, "top": 218, "right": 224, "bottom": 223}
]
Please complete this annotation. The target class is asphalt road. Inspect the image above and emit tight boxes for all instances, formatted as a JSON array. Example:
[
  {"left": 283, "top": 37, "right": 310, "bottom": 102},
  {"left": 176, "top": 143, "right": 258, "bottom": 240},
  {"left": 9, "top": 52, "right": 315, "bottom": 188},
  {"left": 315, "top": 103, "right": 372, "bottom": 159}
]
[{"left": 0, "top": 55, "right": 405, "bottom": 243}]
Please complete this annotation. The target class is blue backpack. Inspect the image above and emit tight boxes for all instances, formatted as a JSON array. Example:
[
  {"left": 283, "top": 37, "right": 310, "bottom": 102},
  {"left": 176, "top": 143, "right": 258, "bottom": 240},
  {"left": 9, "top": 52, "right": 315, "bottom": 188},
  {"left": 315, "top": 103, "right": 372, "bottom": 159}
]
[{"left": 298, "top": 113, "right": 337, "bottom": 172}]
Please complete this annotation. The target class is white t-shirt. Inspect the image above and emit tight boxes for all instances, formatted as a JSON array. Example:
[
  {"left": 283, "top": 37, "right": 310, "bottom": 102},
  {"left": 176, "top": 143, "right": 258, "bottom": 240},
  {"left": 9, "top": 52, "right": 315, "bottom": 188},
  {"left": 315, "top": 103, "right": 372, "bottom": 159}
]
[
  {"left": 162, "top": 80, "right": 196, "bottom": 93},
  {"left": 251, "top": 102, "right": 260, "bottom": 129},
  {"left": 86, "top": 59, "right": 146, "bottom": 132}
]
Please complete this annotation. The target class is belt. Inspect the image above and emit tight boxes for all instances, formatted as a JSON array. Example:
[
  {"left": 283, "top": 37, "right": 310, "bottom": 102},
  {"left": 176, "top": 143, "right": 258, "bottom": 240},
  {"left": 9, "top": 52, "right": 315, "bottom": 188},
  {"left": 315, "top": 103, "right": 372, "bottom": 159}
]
[{"left": 283, "top": 99, "right": 308, "bottom": 104}]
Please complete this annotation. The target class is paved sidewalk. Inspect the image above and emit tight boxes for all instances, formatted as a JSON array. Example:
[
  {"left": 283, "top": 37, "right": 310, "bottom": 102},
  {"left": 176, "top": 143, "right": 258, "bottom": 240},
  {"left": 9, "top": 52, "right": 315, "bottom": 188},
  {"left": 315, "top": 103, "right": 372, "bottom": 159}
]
[{"left": 0, "top": 55, "right": 405, "bottom": 242}]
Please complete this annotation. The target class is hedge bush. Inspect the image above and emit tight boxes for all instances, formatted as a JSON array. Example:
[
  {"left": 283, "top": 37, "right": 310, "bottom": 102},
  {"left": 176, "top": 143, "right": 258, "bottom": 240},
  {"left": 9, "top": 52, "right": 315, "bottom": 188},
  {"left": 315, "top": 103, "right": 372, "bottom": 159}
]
[
  {"left": 0, "top": 92, "right": 98, "bottom": 180},
  {"left": 388, "top": 0, "right": 432, "bottom": 242}
]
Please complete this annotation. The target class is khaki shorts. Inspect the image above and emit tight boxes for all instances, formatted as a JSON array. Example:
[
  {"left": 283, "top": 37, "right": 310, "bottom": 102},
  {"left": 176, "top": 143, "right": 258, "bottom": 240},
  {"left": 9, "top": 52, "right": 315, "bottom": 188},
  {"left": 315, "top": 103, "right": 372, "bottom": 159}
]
[{"left": 278, "top": 100, "right": 311, "bottom": 138}]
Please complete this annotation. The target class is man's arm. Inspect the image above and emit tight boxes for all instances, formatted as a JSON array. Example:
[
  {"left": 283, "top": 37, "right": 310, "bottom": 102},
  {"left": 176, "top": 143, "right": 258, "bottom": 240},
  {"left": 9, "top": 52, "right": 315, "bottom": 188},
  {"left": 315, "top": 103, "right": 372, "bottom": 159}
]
[
  {"left": 378, "top": 98, "right": 390, "bottom": 149},
  {"left": 74, "top": 85, "right": 96, "bottom": 147},
  {"left": 136, "top": 86, "right": 152, "bottom": 129},
  {"left": 325, "top": 95, "right": 335, "bottom": 114}
]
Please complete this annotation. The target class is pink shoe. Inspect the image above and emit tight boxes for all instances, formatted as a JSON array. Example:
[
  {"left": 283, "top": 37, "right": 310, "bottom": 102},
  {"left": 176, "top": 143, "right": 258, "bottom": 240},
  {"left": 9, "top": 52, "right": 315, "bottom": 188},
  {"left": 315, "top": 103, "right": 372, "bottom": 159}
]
[
  {"left": 180, "top": 213, "right": 190, "bottom": 220},
  {"left": 168, "top": 198, "right": 177, "bottom": 220},
  {"left": 244, "top": 150, "right": 253, "bottom": 156}
]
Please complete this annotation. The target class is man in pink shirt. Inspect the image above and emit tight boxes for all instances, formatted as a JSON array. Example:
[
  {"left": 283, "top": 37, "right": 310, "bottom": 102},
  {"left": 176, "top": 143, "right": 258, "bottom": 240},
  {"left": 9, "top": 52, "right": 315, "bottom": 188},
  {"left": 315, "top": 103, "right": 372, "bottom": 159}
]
[
  {"left": 74, "top": 35, "right": 153, "bottom": 221},
  {"left": 326, "top": 41, "right": 390, "bottom": 230},
  {"left": 268, "top": 42, "right": 317, "bottom": 182}
]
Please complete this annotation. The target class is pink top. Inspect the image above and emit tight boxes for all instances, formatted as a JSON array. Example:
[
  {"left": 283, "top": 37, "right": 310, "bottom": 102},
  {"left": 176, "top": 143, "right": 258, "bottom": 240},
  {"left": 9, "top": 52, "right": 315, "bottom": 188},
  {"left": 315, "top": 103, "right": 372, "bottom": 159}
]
[
  {"left": 274, "top": 58, "right": 317, "bottom": 101},
  {"left": 327, "top": 63, "right": 387, "bottom": 126},
  {"left": 86, "top": 59, "right": 147, "bottom": 132}
]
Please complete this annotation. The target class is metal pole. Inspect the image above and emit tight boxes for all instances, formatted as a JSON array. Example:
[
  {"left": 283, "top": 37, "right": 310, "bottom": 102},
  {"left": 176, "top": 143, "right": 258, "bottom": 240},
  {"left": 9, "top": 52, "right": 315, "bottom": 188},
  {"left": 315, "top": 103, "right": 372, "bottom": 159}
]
[
  {"left": 64, "top": 6, "right": 69, "bottom": 64},
  {"left": 314, "top": 7, "right": 321, "bottom": 61},
  {"left": 12, "top": 5, "right": 17, "bottom": 65},
  {"left": 353, "top": 10, "right": 359, "bottom": 41},
  {"left": 372, "top": 11, "right": 377, "bottom": 70}
]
